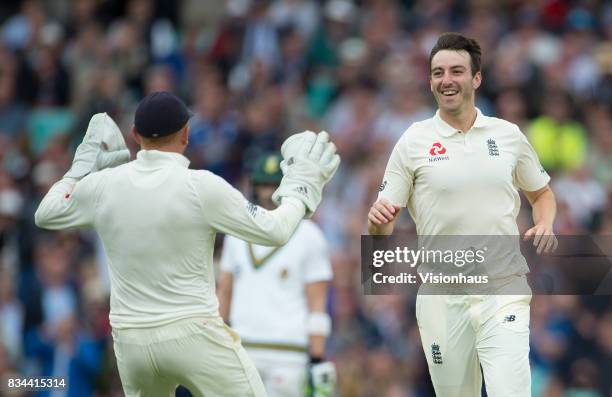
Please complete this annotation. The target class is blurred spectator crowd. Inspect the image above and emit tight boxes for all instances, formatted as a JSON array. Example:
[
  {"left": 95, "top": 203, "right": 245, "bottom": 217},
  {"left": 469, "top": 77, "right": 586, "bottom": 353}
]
[{"left": 0, "top": 0, "right": 610, "bottom": 396}]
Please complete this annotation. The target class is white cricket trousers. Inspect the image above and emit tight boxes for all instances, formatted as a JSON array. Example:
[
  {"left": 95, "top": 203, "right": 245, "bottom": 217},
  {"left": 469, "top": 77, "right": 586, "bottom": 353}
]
[
  {"left": 112, "top": 316, "right": 267, "bottom": 397},
  {"left": 245, "top": 348, "right": 308, "bottom": 397},
  {"left": 416, "top": 287, "right": 531, "bottom": 397}
]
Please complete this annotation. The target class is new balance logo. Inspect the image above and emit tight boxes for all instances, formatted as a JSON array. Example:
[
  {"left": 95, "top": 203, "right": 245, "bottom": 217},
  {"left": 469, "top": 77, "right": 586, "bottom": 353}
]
[
  {"left": 431, "top": 343, "right": 443, "bottom": 364},
  {"left": 487, "top": 138, "right": 499, "bottom": 156},
  {"left": 503, "top": 315, "right": 516, "bottom": 323}
]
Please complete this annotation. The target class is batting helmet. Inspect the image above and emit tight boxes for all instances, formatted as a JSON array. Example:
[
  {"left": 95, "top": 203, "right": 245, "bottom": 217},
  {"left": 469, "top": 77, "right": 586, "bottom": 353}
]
[{"left": 251, "top": 152, "right": 283, "bottom": 185}]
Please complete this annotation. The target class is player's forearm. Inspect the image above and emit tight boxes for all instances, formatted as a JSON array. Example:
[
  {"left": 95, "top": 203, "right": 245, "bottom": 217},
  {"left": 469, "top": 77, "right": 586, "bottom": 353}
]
[
  {"left": 530, "top": 188, "right": 557, "bottom": 228},
  {"left": 305, "top": 282, "right": 331, "bottom": 359},
  {"left": 35, "top": 178, "right": 79, "bottom": 229},
  {"left": 202, "top": 174, "right": 307, "bottom": 246},
  {"left": 218, "top": 297, "right": 230, "bottom": 324},
  {"left": 309, "top": 335, "right": 326, "bottom": 358},
  {"left": 254, "top": 197, "right": 306, "bottom": 246},
  {"left": 217, "top": 272, "right": 233, "bottom": 323}
]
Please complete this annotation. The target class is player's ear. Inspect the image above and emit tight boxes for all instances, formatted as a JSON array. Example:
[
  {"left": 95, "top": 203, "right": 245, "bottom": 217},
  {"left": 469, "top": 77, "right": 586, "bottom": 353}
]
[
  {"left": 181, "top": 125, "right": 189, "bottom": 145},
  {"left": 131, "top": 126, "right": 141, "bottom": 145},
  {"left": 473, "top": 71, "right": 482, "bottom": 90}
]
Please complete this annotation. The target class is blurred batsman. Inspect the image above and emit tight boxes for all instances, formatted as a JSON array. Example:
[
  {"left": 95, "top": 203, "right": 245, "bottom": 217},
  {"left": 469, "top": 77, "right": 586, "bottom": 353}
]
[
  {"left": 218, "top": 152, "right": 336, "bottom": 397},
  {"left": 35, "top": 91, "right": 340, "bottom": 397},
  {"left": 368, "top": 33, "right": 557, "bottom": 397}
]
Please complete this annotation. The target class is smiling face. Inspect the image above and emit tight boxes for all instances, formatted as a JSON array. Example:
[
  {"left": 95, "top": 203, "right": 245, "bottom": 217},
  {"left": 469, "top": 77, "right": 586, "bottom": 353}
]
[{"left": 430, "top": 49, "right": 481, "bottom": 117}]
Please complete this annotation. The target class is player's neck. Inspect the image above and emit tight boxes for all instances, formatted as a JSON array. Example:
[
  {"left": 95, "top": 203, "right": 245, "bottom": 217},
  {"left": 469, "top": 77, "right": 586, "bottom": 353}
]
[
  {"left": 141, "top": 143, "right": 187, "bottom": 155},
  {"left": 439, "top": 106, "right": 477, "bottom": 134},
  {"left": 155, "top": 146, "right": 186, "bottom": 155}
]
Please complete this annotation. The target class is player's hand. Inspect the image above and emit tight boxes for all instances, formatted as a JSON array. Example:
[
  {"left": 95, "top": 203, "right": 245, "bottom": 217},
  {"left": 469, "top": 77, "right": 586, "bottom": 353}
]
[
  {"left": 95, "top": 114, "right": 130, "bottom": 171},
  {"left": 523, "top": 223, "right": 558, "bottom": 255},
  {"left": 308, "top": 130, "right": 339, "bottom": 183},
  {"left": 280, "top": 129, "right": 317, "bottom": 160},
  {"left": 273, "top": 131, "right": 340, "bottom": 218},
  {"left": 307, "top": 361, "right": 336, "bottom": 397},
  {"left": 368, "top": 198, "right": 401, "bottom": 225},
  {"left": 279, "top": 131, "right": 340, "bottom": 181},
  {"left": 65, "top": 113, "right": 130, "bottom": 179}
]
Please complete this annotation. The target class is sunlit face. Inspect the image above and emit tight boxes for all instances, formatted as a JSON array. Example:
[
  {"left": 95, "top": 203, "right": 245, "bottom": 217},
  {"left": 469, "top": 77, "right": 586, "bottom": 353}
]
[{"left": 430, "top": 50, "right": 481, "bottom": 116}]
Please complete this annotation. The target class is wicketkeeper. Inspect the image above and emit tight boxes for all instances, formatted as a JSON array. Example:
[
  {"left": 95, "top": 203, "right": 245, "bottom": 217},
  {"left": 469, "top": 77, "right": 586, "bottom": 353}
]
[{"left": 35, "top": 92, "right": 340, "bottom": 397}]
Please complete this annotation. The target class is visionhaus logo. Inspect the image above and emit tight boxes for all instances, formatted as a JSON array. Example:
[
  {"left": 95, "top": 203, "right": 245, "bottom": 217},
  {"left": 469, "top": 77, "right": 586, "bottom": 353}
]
[{"left": 428, "top": 142, "right": 449, "bottom": 162}]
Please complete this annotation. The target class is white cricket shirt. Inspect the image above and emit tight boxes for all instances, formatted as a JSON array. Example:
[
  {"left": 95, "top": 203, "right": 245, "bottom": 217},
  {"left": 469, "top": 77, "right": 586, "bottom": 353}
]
[
  {"left": 378, "top": 109, "right": 550, "bottom": 277},
  {"left": 221, "top": 220, "right": 332, "bottom": 349},
  {"left": 35, "top": 150, "right": 306, "bottom": 329}
]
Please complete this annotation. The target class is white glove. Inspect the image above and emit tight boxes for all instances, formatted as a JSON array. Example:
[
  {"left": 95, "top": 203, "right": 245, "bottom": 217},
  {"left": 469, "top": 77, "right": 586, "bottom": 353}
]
[
  {"left": 272, "top": 131, "right": 340, "bottom": 218},
  {"left": 308, "top": 361, "right": 337, "bottom": 397},
  {"left": 280, "top": 129, "right": 317, "bottom": 159},
  {"left": 64, "top": 113, "right": 130, "bottom": 179}
]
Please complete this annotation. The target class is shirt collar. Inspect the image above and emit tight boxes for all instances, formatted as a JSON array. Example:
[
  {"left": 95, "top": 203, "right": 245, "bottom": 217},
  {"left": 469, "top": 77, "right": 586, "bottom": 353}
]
[
  {"left": 136, "top": 150, "right": 190, "bottom": 168},
  {"left": 434, "top": 107, "right": 489, "bottom": 137}
]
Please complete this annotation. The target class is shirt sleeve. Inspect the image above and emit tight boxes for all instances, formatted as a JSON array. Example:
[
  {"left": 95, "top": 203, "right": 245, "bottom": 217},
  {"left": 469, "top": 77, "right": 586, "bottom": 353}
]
[
  {"left": 513, "top": 128, "right": 551, "bottom": 192},
  {"left": 194, "top": 171, "right": 306, "bottom": 246},
  {"left": 302, "top": 223, "right": 333, "bottom": 283},
  {"left": 377, "top": 134, "right": 414, "bottom": 207},
  {"left": 34, "top": 173, "right": 102, "bottom": 230}
]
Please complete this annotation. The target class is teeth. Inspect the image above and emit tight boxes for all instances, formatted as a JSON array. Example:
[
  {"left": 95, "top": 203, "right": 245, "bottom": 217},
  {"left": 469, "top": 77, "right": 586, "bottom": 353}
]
[{"left": 442, "top": 90, "right": 458, "bottom": 96}]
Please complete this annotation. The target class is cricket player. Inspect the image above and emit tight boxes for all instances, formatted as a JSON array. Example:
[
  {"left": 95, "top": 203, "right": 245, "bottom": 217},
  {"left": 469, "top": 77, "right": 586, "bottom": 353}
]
[
  {"left": 34, "top": 91, "right": 340, "bottom": 397},
  {"left": 217, "top": 152, "right": 335, "bottom": 397},
  {"left": 367, "top": 33, "right": 557, "bottom": 397}
]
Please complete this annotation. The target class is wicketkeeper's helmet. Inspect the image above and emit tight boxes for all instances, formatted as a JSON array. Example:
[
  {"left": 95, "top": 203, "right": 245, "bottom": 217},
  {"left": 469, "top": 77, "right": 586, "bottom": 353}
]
[{"left": 251, "top": 152, "right": 283, "bottom": 185}]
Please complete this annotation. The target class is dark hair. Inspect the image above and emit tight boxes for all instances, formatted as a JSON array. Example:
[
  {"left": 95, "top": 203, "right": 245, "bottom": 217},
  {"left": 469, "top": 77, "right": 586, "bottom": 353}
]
[{"left": 429, "top": 33, "right": 482, "bottom": 75}]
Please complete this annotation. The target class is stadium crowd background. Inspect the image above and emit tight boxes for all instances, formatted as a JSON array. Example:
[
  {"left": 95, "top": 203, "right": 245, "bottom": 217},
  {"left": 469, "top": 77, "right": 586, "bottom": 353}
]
[{"left": 0, "top": 0, "right": 610, "bottom": 396}]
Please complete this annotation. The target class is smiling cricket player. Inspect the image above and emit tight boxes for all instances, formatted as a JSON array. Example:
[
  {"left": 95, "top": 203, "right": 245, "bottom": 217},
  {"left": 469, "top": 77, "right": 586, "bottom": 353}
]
[{"left": 368, "top": 33, "right": 558, "bottom": 397}]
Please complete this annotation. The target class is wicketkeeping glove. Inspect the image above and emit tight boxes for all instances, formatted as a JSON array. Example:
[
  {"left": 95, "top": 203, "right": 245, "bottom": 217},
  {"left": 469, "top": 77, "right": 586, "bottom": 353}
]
[
  {"left": 279, "top": 129, "right": 317, "bottom": 160},
  {"left": 307, "top": 361, "right": 337, "bottom": 397},
  {"left": 272, "top": 131, "right": 340, "bottom": 217},
  {"left": 64, "top": 113, "right": 130, "bottom": 180}
]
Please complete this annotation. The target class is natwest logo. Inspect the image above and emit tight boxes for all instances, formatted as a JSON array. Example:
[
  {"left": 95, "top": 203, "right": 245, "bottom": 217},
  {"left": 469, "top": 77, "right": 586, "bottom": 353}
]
[
  {"left": 429, "top": 142, "right": 447, "bottom": 156},
  {"left": 428, "top": 142, "right": 450, "bottom": 163}
]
